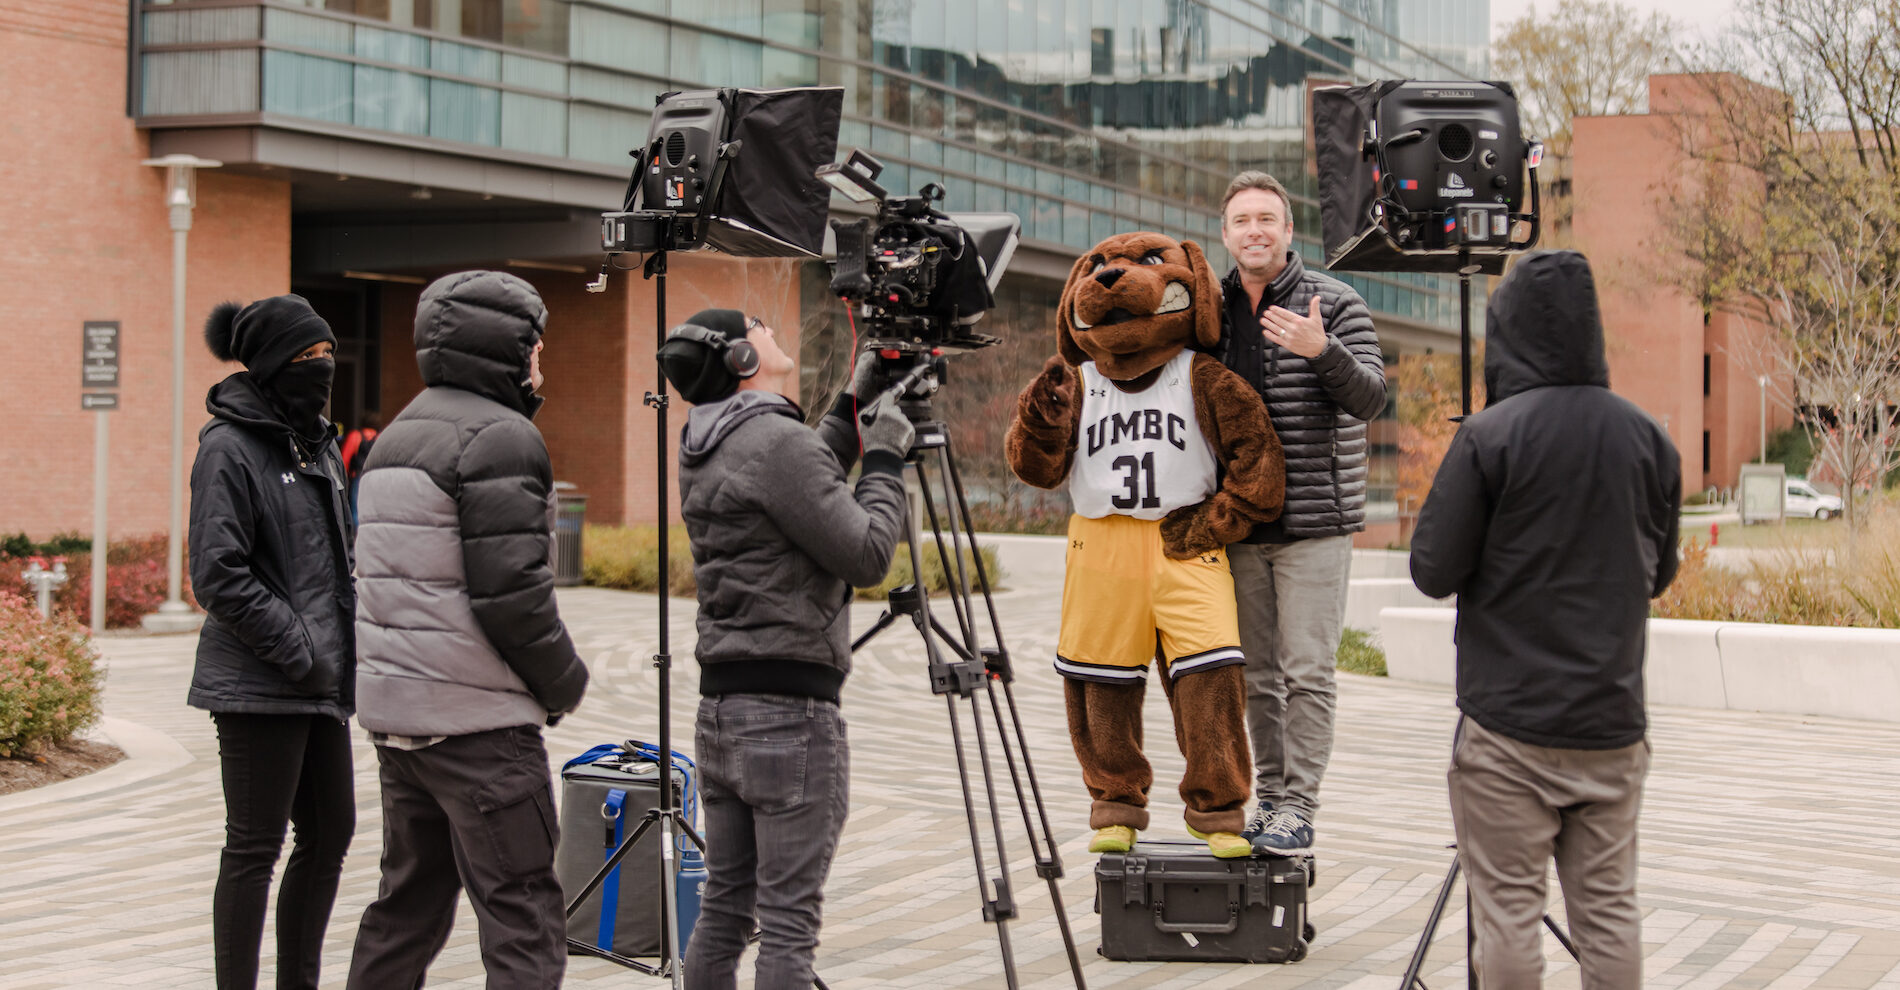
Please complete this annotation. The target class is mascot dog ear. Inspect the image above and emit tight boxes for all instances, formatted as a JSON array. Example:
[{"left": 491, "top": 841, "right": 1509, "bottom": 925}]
[
  {"left": 1054, "top": 249, "right": 1095, "bottom": 368},
  {"left": 1181, "top": 239, "right": 1222, "bottom": 351}
]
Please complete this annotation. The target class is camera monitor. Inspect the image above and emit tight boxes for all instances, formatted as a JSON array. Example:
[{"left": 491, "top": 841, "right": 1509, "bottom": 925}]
[
  {"left": 603, "top": 86, "right": 843, "bottom": 259},
  {"left": 1312, "top": 79, "right": 1541, "bottom": 275}
]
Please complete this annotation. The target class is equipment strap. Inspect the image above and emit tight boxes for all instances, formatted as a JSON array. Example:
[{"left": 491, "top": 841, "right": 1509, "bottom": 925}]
[{"left": 599, "top": 788, "right": 626, "bottom": 951}]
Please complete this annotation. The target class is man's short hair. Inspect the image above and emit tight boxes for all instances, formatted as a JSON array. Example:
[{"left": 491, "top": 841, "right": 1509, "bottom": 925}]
[{"left": 1221, "top": 171, "right": 1292, "bottom": 223}]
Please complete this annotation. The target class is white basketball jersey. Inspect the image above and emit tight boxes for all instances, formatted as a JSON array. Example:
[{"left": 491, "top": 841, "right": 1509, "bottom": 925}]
[{"left": 1069, "top": 350, "right": 1218, "bottom": 520}]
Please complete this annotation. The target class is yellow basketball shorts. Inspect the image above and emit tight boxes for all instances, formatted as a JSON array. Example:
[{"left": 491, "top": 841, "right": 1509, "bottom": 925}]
[{"left": 1053, "top": 513, "right": 1244, "bottom": 685}]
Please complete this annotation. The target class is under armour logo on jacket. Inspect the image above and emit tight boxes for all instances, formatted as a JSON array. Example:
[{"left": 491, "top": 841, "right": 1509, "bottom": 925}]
[{"left": 281, "top": 471, "right": 296, "bottom": 485}]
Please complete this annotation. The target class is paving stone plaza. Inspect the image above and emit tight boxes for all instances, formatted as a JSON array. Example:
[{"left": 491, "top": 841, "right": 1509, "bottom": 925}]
[{"left": 4, "top": 545, "right": 1899, "bottom": 989}]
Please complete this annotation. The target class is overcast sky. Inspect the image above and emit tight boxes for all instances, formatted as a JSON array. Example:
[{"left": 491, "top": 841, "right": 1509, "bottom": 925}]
[{"left": 1489, "top": 0, "right": 1739, "bottom": 42}]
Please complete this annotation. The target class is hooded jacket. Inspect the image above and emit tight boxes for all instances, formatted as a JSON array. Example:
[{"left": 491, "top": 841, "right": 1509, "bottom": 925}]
[
  {"left": 1410, "top": 251, "right": 1681, "bottom": 750},
  {"left": 352, "top": 271, "right": 588, "bottom": 736},
  {"left": 1219, "top": 253, "right": 1387, "bottom": 540},
  {"left": 188, "top": 373, "right": 355, "bottom": 718},
  {"left": 678, "top": 389, "right": 907, "bottom": 702}
]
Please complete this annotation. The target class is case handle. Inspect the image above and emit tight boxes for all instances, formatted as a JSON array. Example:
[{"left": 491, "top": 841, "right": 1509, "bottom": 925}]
[{"left": 1152, "top": 901, "right": 1240, "bottom": 935}]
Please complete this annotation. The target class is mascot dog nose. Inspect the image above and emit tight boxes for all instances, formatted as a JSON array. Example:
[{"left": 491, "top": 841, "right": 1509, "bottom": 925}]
[{"left": 1094, "top": 267, "right": 1125, "bottom": 288}]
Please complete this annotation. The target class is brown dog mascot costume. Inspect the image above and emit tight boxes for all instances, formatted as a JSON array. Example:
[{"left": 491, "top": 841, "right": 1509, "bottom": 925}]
[{"left": 1006, "top": 232, "right": 1285, "bottom": 858}]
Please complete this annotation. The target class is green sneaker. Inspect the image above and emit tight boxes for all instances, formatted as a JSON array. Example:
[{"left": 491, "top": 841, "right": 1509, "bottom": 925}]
[
  {"left": 1088, "top": 825, "right": 1137, "bottom": 853},
  {"left": 1187, "top": 825, "right": 1253, "bottom": 859}
]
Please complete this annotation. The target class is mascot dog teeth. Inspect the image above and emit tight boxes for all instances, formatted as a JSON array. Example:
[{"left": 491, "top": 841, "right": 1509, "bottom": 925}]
[{"left": 1006, "top": 232, "right": 1285, "bottom": 859}]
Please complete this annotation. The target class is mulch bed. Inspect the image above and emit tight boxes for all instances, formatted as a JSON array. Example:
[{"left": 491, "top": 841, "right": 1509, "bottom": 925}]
[{"left": 0, "top": 739, "right": 126, "bottom": 796}]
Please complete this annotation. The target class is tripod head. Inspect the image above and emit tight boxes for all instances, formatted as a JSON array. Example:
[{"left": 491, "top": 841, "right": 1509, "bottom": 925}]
[{"left": 856, "top": 345, "right": 950, "bottom": 428}]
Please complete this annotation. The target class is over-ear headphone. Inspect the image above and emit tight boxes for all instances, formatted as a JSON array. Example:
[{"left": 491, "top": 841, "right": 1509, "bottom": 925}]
[{"left": 666, "top": 322, "right": 759, "bottom": 378}]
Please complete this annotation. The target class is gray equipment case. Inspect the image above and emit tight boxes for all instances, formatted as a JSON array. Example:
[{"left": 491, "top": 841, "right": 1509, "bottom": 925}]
[
  {"left": 556, "top": 756, "right": 685, "bottom": 957},
  {"left": 1094, "top": 841, "right": 1315, "bottom": 963}
]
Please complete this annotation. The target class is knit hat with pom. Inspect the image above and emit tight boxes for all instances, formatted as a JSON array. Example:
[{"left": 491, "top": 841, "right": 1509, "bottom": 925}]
[{"left": 203, "top": 294, "right": 336, "bottom": 383}]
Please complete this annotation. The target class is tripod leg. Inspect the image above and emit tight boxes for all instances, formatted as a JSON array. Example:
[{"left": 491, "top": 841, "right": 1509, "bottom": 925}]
[
  {"left": 1543, "top": 913, "right": 1578, "bottom": 960},
  {"left": 1399, "top": 853, "right": 1461, "bottom": 990}
]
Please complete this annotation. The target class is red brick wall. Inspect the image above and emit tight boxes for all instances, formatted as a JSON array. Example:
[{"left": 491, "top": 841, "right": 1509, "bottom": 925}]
[{"left": 1, "top": 1, "right": 291, "bottom": 540}]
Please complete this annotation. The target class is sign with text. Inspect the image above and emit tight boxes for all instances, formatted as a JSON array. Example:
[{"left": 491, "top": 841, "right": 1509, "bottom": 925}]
[
  {"left": 82, "top": 321, "right": 120, "bottom": 389},
  {"left": 81, "top": 392, "right": 120, "bottom": 411}
]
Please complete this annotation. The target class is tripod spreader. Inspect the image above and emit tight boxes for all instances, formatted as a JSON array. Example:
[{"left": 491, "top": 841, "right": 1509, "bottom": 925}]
[{"left": 852, "top": 584, "right": 988, "bottom": 697}]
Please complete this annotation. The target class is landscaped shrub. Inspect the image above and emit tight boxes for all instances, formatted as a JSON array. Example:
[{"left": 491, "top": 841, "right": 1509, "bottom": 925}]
[
  {"left": 0, "top": 534, "right": 192, "bottom": 630},
  {"left": 580, "top": 524, "right": 1004, "bottom": 600},
  {"left": 852, "top": 542, "right": 1006, "bottom": 601},
  {"left": 1654, "top": 502, "right": 1900, "bottom": 628},
  {"left": 0, "top": 591, "right": 104, "bottom": 757}
]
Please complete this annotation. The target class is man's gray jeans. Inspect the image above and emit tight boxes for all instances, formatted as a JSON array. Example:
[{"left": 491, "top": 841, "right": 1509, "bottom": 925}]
[
  {"left": 1228, "top": 534, "right": 1352, "bottom": 821},
  {"left": 684, "top": 693, "right": 849, "bottom": 990}
]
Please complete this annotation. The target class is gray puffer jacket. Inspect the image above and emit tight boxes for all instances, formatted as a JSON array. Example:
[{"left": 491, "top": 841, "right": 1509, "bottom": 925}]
[
  {"left": 352, "top": 271, "right": 587, "bottom": 736},
  {"left": 678, "top": 390, "right": 906, "bottom": 703},
  {"left": 1219, "top": 253, "right": 1387, "bottom": 539}
]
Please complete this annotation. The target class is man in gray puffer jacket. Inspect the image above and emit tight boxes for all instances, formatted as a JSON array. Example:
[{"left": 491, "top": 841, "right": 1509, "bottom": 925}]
[
  {"left": 346, "top": 270, "right": 588, "bottom": 988},
  {"left": 1217, "top": 171, "right": 1388, "bottom": 857},
  {"left": 658, "top": 308, "right": 910, "bottom": 990}
]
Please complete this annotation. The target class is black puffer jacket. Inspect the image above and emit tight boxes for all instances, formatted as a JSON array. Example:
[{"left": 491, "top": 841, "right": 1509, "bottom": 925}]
[
  {"left": 1410, "top": 251, "right": 1681, "bottom": 750},
  {"left": 1219, "top": 254, "right": 1387, "bottom": 539},
  {"left": 353, "top": 271, "right": 587, "bottom": 737},
  {"left": 188, "top": 374, "right": 354, "bottom": 718}
]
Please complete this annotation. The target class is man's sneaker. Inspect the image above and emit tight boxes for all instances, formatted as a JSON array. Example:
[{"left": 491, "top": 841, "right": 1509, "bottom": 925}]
[
  {"left": 1088, "top": 825, "right": 1137, "bottom": 854},
  {"left": 1185, "top": 825, "right": 1253, "bottom": 859},
  {"left": 1240, "top": 800, "right": 1275, "bottom": 841},
  {"left": 1250, "top": 810, "right": 1314, "bottom": 857}
]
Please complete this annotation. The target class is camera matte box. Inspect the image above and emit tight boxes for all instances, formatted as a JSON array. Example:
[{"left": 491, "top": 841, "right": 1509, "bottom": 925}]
[{"left": 1094, "top": 841, "right": 1314, "bottom": 963}]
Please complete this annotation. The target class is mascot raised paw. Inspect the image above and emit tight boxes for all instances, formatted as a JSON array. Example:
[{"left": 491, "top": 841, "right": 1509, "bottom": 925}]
[{"left": 1006, "top": 232, "right": 1284, "bottom": 859}]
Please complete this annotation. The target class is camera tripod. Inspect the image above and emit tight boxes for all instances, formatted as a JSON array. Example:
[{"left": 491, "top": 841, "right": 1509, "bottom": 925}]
[
  {"left": 850, "top": 368, "right": 1088, "bottom": 990},
  {"left": 1399, "top": 845, "right": 1577, "bottom": 989}
]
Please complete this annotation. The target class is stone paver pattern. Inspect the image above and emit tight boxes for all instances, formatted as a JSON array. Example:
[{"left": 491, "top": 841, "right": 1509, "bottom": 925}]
[{"left": 4, "top": 543, "right": 1900, "bottom": 988}]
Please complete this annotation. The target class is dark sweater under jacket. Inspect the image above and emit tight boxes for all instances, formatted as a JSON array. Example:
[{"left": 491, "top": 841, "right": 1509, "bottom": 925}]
[
  {"left": 1410, "top": 250, "right": 1681, "bottom": 750},
  {"left": 188, "top": 374, "right": 355, "bottom": 718},
  {"left": 1219, "top": 253, "right": 1387, "bottom": 541},
  {"left": 678, "top": 390, "right": 908, "bottom": 703},
  {"left": 352, "top": 271, "right": 588, "bottom": 737}
]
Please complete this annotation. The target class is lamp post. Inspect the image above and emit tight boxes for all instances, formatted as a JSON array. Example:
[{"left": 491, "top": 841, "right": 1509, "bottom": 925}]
[
  {"left": 1758, "top": 375, "right": 1768, "bottom": 464},
  {"left": 140, "top": 153, "right": 220, "bottom": 633}
]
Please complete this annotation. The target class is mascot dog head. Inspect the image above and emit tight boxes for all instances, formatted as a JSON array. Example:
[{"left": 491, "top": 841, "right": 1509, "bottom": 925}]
[{"left": 1058, "top": 232, "right": 1222, "bottom": 381}]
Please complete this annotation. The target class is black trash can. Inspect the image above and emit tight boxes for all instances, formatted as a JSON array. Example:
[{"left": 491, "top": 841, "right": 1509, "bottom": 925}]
[{"left": 553, "top": 482, "right": 588, "bottom": 586}]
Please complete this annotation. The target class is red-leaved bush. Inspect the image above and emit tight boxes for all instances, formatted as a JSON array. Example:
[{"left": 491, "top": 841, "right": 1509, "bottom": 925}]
[
  {"left": 24, "top": 535, "right": 196, "bottom": 630},
  {"left": 0, "top": 591, "right": 105, "bottom": 757}
]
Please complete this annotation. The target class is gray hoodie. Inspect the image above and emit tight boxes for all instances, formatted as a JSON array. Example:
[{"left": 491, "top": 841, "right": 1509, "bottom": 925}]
[{"left": 678, "top": 389, "right": 907, "bottom": 701}]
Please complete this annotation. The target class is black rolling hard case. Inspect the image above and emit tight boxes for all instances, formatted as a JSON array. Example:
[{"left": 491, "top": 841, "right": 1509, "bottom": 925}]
[{"left": 1095, "top": 841, "right": 1316, "bottom": 963}]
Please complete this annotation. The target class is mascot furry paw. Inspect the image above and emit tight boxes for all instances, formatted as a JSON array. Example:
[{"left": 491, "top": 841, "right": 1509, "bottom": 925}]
[{"left": 1005, "top": 232, "right": 1284, "bottom": 858}]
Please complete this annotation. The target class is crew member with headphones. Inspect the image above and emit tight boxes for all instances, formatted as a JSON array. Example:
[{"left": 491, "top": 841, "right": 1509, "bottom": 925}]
[{"left": 657, "top": 307, "right": 912, "bottom": 990}]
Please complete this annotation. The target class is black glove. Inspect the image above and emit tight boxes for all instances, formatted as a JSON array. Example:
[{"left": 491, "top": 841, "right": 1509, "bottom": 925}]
[
  {"left": 846, "top": 350, "right": 884, "bottom": 402},
  {"left": 861, "top": 396, "right": 915, "bottom": 458}
]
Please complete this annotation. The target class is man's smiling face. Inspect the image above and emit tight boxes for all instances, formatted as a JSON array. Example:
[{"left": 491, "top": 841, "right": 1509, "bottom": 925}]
[{"left": 1221, "top": 187, "right": 1293, "bottom": 282}]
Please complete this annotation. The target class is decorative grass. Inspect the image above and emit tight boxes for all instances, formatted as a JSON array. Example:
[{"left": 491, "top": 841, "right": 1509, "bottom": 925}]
[
  {"left": 1336, "top": 627, "right": 1388, "bottom": 677},
  {"left": 581, "top": 525, "right": 1004, "bottom": 601}
]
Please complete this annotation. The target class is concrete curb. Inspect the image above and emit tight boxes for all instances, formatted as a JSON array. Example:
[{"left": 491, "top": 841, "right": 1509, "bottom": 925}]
[{"left": 0, "top": 715, "right": 194, "bottom": 813}]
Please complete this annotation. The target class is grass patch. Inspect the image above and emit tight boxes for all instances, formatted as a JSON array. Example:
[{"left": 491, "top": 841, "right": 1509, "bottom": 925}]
[
  {"left": 580, "top": 525, "right": 1004, "bottom": 601},
  {"left": 1682, "top": 516, "right": 1834, "bottom": 550},
  {"left": 1657, "top": 497, "right": 1900, "bottom": 628},
  {"left": 1336, "top": 627, "right": 1387, "bottom": 677}
]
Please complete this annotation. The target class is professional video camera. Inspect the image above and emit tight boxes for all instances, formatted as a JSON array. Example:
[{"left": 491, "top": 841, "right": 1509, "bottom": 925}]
[{"left": 817, "top": 150, "right": 1021, "bottom": 355}]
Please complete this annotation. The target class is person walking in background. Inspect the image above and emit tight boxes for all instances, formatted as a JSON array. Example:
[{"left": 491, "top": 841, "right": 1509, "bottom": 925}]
[
  {"left": 339, "top": 412, "right": 380, "bottom": 525},
  {"left": 189, "top": 294, "right": 356, "bottom": 990},
  {"left": 1215, "top": 170, "right": 1388, "bottom": 856},
  {"left": 345, "top": 270, "right": 589, "bottom": 989},
  {"left": 1411, "top": 250, "right": 1681, "bottom": 988}
]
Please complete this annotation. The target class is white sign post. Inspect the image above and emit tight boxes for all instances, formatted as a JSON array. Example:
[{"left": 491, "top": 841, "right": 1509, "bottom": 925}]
[{"left": 84, "top": 320, "right": 119, "bottom": 634}]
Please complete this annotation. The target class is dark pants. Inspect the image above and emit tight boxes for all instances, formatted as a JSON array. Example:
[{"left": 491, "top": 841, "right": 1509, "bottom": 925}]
[
  {"left": 685, "top": 694, "right": 849, "bottom": 990},
  {"left": 346, "top": 725, "right": 565, "bottom": 990},
  {"left": 211, "top": 712, "right": 355, "bottom": 990}
]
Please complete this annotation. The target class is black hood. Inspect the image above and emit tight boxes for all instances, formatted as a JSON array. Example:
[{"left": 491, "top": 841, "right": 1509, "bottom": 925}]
[
  {"left": 205, "top": 371, "right": 327, "bottom": 439},
  {"left": 414, "top": 271, "right": 547, "bottom": 417},
  {"left": 1482, "top": 250, "right": 1611, "bottom": 404}
]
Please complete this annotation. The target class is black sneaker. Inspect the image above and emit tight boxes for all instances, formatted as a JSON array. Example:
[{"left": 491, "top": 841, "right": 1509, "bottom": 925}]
[
  {"left": 1250, "top": 809, "right": 1314, "bottom": 857},
  {"left": 1240, "top": 800, "right": 1275, "bottom": 842}
]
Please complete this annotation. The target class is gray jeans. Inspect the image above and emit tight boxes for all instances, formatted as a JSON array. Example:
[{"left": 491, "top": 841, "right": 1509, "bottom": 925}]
[
  {"left": 1228, "top": 534, "right": 1352, "bottom": 820},
  {"left": 684, "top": 694, "right": 849, "bottom": 990},
  {"left": 1448, "top": 715, "right": 1650, "bottom": 989}
]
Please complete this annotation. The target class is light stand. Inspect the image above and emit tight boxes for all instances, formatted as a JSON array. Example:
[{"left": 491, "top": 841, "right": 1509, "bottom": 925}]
[
  {"left": 851, "top": 360, "right": 1088, "bottom": 990},
  {"left": 1396, "top": 845, "right": 1578, "bottom": 988},
  {"left": 563, "top": 242, "right": 703, "bottom": 989}
]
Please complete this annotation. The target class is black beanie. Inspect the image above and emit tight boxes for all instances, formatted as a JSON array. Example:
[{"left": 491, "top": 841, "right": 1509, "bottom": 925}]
[
  {"left": 657, "top": 308, "right": 751, "bottom": 404},
  {"left": 203, "top": 294, "right": 337, "bottom": 383}
]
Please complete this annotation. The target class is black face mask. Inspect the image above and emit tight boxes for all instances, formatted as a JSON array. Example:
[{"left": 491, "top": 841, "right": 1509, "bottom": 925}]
[{"left": 264, "top": 357, "right": 335, "bottom": 436}]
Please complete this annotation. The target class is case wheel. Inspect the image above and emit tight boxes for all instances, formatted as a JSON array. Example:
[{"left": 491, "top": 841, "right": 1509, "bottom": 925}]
[
  {"left": 1288, "top": 937, "right": 1308, "bottom": 963},
  {"left": 1303, "top": 921, "right": 1317, "bottom": 942}
]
